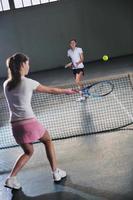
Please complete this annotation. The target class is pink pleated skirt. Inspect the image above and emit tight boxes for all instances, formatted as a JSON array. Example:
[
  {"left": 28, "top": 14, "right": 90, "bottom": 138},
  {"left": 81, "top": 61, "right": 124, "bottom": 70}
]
[{"left": 11, "top": 118, "right": 47, "bottom": 144}]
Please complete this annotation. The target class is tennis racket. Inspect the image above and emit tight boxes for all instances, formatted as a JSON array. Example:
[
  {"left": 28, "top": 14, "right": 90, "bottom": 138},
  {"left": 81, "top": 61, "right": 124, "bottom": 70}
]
[{"left": 81, "top": 80, "right": 114, "bottom": 97}]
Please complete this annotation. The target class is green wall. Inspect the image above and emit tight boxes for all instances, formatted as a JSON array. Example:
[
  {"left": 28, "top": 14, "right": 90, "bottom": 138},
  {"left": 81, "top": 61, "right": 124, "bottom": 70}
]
[{"left": 0, "top": 0, "right": 133, "bottom": 77}]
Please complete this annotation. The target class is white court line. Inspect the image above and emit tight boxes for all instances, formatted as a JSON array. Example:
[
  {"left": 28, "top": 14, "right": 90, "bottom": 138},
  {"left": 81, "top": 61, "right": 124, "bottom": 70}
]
[{"left": 110, "top": 92, "right": 133, "bottom": 122}]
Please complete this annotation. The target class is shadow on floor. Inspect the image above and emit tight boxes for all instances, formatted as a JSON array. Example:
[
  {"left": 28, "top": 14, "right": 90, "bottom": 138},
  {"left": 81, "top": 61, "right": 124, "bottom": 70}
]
[
  {"left": 5, "top": 176, "right": 133, "bottom": 200},
  {"left": 58, "top": 176, "right": 133, "bottom": 200},
  {"left": 9, "top": 189, "right": 87, "bottom": 200}
]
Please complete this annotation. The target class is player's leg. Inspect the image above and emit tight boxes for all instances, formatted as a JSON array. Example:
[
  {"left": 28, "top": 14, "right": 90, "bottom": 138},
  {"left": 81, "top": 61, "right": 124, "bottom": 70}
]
[
  {"left": 75, "top": 70, "right": 84, "bottom": 89},
  {"left": 75, "top": 70, "right": 86, "bottom": 101},
  {"left": 5, "top": 143, "right": 34, "bottom": 189},
  {"left": 39, "top": 130, "right": 57, "bottom": 171},
  {"left": 39, "top": 131, "right": 66, "bottom": 182}
]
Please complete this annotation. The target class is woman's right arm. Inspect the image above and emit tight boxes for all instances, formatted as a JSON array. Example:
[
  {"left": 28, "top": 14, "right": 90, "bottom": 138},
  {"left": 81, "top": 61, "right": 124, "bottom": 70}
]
[{"left": 36, "top": 84, "right": 77, "bottom": 95}]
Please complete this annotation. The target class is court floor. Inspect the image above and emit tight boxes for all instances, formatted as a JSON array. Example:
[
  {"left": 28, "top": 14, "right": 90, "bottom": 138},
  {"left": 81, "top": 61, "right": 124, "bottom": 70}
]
[
  {"left": 0, "top": 128, "right": 133, "bottom": 200},
  {"left": 0, "top": 55, "right": 133, "bottom": 200}
]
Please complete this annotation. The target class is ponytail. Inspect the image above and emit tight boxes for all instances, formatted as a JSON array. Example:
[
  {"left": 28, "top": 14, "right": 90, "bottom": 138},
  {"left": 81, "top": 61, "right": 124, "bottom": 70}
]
[{"left": 6, "top": 53, "right": 29, "bottom": 91}]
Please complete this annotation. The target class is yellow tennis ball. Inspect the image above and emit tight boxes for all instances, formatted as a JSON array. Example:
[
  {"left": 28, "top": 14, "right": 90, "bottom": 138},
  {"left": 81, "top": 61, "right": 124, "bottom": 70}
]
[{"left": 102, "top": 55, "right": 108, "bottom": 61}]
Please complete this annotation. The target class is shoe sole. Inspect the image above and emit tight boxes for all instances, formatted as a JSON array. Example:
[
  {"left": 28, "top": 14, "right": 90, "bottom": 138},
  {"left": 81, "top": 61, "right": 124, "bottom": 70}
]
[
  {"left": 54, "top": 175, "right": 67, "bottom": 183},
  {"left": 4, "top": 184, "right": 21, "bottom": 190}
]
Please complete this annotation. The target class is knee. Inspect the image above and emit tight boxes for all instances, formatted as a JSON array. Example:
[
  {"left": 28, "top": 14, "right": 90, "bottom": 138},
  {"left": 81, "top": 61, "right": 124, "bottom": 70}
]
[
  {"left": 44, "top": 137, "right": 52, "bottom": 145},
  {"left": 24, "top": 148, "right": 34, "bottom": 157},
  {"left": 41, "top": 134, "right": 52, "bottom": 145}
]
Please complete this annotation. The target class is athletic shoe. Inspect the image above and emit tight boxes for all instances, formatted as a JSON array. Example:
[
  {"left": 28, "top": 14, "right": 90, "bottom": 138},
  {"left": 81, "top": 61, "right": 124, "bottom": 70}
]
[
  {"left": 53, "top": 168, "right": 67, "bottom": 182},
  {"left": 4, "top": 176, "right": 21, "bottom": 189},
  {"left": 76, "top": 96, "right": 86, "bottom": 102}
]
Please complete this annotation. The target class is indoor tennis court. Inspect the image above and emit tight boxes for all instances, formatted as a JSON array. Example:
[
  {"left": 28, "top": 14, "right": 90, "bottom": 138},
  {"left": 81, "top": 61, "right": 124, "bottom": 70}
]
[{"left": 0, "top": 0, "right": 133, "bottom": 200}]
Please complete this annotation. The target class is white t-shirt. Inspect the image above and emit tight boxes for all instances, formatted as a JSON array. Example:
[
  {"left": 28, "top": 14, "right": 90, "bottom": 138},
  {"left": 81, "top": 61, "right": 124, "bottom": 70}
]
[
  {"left": 3, "top": 76, "right": 40, "bottom": 122},
  {"left": 67, "top": 47, "right": 84, "bottom": 69}
]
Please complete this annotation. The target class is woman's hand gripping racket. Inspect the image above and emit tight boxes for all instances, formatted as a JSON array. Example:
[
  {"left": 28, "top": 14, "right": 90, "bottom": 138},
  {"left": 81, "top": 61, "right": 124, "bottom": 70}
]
[{"left": 65, "top": 89, "right": 78, "bottom": 95}]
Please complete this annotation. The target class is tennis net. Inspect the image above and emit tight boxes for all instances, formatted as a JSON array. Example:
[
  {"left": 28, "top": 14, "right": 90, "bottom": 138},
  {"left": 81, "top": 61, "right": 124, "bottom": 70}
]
[{"left": 0, "top": 73, "right": 133, "bottom": 150}]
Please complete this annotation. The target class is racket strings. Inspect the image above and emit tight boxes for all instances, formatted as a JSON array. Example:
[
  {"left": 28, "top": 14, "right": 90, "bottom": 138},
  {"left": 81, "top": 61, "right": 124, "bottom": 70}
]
[{"left": 87, "top": 82, "right": 113, "bottom": 96}]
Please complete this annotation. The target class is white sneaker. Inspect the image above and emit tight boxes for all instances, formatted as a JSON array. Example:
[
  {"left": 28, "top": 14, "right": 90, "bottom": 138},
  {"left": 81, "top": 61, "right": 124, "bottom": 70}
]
[
  {"left": 4, "top": 176, "right": 21, "bottom": 189},
  {"left": 76, "top": 96, "right": 86, "bottom": 102},
  {"left": 53, "top": 168, "right": 67, "bottom": 182}
]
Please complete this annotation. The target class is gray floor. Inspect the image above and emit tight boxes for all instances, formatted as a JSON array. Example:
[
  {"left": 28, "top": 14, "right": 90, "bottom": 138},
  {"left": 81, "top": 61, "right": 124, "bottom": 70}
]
[
  {"left": 0, "top": 128, "right": 133, "bottom": 200},
  {"left": 0, "top": 55, "right": 133, "bottom": 200}
]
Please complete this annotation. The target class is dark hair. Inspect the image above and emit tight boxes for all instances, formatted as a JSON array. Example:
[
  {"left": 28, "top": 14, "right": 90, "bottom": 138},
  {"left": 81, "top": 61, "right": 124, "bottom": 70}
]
[
  {"left": 69, "top": 38, "right": 77, "bottom": 43},
  {"left": 6, "top": 53, "right": 29, "bottom": 91}
]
